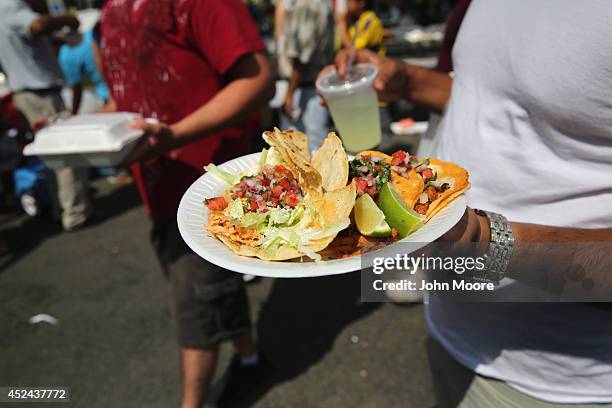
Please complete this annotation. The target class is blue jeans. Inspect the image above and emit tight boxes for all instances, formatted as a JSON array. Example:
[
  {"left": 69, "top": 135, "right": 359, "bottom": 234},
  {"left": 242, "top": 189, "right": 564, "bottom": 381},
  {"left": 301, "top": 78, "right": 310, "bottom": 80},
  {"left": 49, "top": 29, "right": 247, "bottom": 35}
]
[{"left": 280, "top": 86, "right": 330, "bottom": 153}]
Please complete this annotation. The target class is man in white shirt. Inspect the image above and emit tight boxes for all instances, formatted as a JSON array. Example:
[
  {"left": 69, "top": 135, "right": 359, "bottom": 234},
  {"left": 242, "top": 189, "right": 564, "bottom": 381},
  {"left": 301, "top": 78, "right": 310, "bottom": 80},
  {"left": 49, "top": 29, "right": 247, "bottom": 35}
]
[
  {"left": 0, "top": 0, "right": 93, "bottom": 231},
  {"left": 329, "top": 0, "right": 612, "bottom": 406}
]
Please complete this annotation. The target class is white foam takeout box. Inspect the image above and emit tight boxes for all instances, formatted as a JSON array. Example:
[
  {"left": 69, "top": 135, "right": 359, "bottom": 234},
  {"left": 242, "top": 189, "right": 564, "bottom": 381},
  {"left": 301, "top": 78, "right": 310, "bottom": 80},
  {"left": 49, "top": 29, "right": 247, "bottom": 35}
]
[{"left": 23, "top": 112, "right": 144, "bottom": 168}]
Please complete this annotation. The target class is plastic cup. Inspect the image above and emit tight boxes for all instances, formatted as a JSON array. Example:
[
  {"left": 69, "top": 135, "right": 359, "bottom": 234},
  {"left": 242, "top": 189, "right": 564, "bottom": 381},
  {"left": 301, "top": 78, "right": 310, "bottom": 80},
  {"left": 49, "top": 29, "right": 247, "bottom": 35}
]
[{"left": 316, "top": 63, "right": 381, "bottom": 152}]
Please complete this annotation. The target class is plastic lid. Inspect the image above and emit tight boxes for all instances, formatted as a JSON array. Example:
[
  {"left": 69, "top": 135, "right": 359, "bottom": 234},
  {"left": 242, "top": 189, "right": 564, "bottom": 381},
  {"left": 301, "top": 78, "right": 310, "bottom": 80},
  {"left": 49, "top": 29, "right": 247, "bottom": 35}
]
[
  {"left": 24, "top": 112, "right": 143, "bottom": 155},
  {"left": 315, "top": 63, "right": 378, "bottom": 95}
]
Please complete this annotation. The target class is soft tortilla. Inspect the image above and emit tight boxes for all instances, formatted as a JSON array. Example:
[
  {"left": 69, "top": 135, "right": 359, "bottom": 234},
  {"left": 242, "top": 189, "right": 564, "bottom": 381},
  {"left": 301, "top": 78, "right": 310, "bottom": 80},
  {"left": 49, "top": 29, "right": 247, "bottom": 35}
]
[
  {"left": 312, "top": 132, "right": 349, "bottom": 191},
  {"left": 426, "top": 159, "right": 470, "bottom": 219},
  {"left": 424, "top": 184, "right": 470, "bottom": 222}
]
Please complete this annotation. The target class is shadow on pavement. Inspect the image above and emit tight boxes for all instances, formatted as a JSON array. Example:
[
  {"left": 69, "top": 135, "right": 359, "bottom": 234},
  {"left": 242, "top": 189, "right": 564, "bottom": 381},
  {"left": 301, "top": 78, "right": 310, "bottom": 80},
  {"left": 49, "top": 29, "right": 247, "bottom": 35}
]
[
  {"left": 234, "top": 272, "right": 380, "bottom": 407},
  {"left": 0, "top": 182, "right": 141, "bottom": 274}
]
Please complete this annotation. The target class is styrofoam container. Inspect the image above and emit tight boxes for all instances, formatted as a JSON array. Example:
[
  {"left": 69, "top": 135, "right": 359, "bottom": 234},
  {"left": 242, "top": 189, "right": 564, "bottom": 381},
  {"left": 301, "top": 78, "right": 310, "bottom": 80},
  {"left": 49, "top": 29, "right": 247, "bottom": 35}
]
[{"left": 23, "top": 112, "right": 143, "bottom": 168}]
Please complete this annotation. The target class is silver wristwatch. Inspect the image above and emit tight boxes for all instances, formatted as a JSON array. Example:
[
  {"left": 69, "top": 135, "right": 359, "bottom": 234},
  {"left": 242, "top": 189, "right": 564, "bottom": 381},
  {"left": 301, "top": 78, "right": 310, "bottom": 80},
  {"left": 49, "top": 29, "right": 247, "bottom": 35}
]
[{"left": 473, "top": 209, "right": 514, "bottom": 285}]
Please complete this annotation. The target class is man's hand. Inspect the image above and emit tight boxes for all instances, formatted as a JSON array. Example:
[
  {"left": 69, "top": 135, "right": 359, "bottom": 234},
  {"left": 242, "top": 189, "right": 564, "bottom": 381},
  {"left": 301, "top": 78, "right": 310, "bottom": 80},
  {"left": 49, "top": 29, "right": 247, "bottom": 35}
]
[
  {"left": 325, "top": 48, "right": 452, "bottom": 113},
  {"left": 122, "top": 119, "right": 178, "bottom": 164},
  {"left": 335, "top": 48, "right": 410, "bottom": 102},
  {"left": 437, "top": 207, "right": 490, "bottom": 244}
]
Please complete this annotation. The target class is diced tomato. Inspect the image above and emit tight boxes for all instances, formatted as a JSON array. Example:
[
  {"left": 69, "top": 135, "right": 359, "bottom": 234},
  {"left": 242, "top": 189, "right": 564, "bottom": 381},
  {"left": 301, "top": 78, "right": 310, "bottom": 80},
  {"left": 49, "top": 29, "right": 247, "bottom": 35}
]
[
  {"left": 206, "top": 197, "right": 228, "bottom": 211},
  {"left": 355, "top": 177, "right": 368, "bottom": 195},
  {"left": 249, "top": 199, "right": 258, "bottom": 211},
  {"left": 278, "top": 178, "right": 289, "bottom": 188},
  {"left": 272, "top": 185, "right": 284, "bottom": 198},
  {"left": 283, "top": 191, "right": 299, "bottom": 208},
  {"left": 421, "top": 168, "right": 434, "bottom": 181},
  {"left": 391, "top": 150, "right": 407, "bottom": 166},
  {"left": 274, "top": 165, "right": 292, "bottom": 178},
  {"left": 269, "top": 197, "right": 279, "bottom": 207},
  {"left": 393, "top": 151, "right": 406, "bottom": 159}
]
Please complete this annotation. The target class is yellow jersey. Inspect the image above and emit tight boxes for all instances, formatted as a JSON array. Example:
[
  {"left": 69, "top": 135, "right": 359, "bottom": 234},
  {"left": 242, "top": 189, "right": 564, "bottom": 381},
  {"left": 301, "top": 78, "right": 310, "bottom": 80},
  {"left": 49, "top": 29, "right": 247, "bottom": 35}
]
[{"left": 349, "top": 11, "right": 385, "bottom": 55}]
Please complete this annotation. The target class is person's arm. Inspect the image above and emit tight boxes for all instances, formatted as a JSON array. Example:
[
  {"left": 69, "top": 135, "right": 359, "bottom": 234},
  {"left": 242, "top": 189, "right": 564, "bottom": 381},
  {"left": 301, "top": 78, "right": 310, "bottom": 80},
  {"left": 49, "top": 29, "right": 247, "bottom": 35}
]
[
  {"left": 441, "top": 208, "right": 612, "bottom": 298},
  {"left": 30, "top": 14, "right": 79, "bottom": 36},
  {"left": 125, "top": 51, "right": 274, "bottom": 163},
  {"left": 274, "top": 0, "right": 284, "bottom": 45},
  {"left": 70, "top": 83, "right": 82, "bottom": 115},
  {"left": 283, "top": 62, "right": 303, "bottom": 117},
  {"left": 97, "top": 98, "right": 117, "bottom": 113},
  {"left": 170, "top": 52, "right": 274, "bottom": 139},
  {"left": 333, "top": 48, "right": 452, "bottom": 113},
  {"left": 337, "top": 13, "right": 352, "bottom": 49}
]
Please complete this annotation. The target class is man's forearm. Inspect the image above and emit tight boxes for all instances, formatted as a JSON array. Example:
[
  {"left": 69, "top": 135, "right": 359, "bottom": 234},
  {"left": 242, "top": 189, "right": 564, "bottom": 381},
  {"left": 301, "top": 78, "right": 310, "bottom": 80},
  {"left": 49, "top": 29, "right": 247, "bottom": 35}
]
[
  {"left": 287, "top": 65, "right": 302, "bottom": 98},
  {"left": 402, "top": 64, "right": 452, "bottom": 114},
  {"left": 170, "top": 52, "right": 274, "bottom": 142},
  {"left": 505, "top": 222, "right": 612, "bottom": 299},
  {"left": 30, "top": 15, "right": 79, "bottom": 36},
  {"left": 71, "top": 84, "right": 82, "bottom": 115}
]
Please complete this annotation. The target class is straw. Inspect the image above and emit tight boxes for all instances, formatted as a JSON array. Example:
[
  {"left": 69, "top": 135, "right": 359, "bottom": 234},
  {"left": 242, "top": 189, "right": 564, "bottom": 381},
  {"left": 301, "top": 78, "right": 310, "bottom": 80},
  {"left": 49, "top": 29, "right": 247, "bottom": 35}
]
[{"left": 345, "top": 22, "right": 361, "bottom": 80}]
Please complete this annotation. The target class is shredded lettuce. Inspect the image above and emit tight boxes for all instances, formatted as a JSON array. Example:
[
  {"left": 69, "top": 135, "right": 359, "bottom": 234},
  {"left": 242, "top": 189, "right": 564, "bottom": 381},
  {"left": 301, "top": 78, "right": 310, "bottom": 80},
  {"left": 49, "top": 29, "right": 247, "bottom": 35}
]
[
  {"left": 204, "top": 164, "right": 241, "bottom": 185},
  {"left": 286, "top": 205, "right": 305, "bottom": 226},
  {"left": 259, "top": 148, "right": 268, "bottom": 168},
  {"left": 226, "top": 199, "right": 244, "bottom": 221},
  {"left": 265, "top": 146, "right": 283, "bottom": 166},
  {"left": 239, "top": 212, "right": 268, "bottom": 230},
  {"left": 267, "top": 208, "right": 293, "bottom": 226},
  {"left": 207, "top": 147, "right": 286, "bottom": 186},
  {"left": 260, "top": 210, "right": 350, "bottom": 261}
]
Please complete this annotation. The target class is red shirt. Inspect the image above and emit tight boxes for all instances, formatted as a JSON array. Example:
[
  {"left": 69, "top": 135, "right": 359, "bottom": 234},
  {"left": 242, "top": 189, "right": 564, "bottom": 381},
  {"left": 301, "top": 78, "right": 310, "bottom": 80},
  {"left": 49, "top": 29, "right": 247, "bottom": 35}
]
[{"left": 100, "top": 0, "right": 265, "bottom": 220}]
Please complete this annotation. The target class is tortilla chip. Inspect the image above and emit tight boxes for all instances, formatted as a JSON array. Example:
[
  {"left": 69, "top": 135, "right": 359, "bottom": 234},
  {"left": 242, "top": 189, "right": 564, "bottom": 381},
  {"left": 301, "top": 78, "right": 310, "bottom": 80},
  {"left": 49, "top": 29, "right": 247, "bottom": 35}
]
[
  {"left": 312, "top": 132, "right": 349, "bottom": 191},
  {"left": 319, "top": 180, "right": 356, "bottom": 225},
  {"left": 263, "top": 128, "right": 322, "bottom": 191},
  {"left": 281, "top": 128, "right": 311, "bottom": 160}
]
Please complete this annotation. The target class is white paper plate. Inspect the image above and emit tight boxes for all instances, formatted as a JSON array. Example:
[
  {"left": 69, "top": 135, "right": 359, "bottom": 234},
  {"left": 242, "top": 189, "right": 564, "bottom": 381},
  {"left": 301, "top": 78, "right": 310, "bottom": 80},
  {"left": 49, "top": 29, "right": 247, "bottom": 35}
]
[{"left": 177, "top": 153, "right": 466, "bottom": 278}]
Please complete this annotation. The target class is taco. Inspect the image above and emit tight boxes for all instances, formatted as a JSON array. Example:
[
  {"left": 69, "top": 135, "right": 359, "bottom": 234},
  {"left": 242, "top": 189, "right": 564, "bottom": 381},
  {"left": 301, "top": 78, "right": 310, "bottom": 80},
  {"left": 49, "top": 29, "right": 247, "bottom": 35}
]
[
  {"left": 203, "top": 129, "right": 356, "bottom": 261},
  {"left": 352, "top": 150, "right": 469, "bottom": 223}
]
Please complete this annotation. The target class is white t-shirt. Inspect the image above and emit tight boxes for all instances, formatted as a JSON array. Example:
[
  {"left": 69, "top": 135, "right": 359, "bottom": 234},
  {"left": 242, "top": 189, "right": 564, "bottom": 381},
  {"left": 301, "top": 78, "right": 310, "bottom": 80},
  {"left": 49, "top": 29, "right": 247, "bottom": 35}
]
[
  {"left": 0, "top": 0, "right": 65, "bottom": 92},
  {"left": 427, "top": 0, "right": 612, "bottom": 403}
]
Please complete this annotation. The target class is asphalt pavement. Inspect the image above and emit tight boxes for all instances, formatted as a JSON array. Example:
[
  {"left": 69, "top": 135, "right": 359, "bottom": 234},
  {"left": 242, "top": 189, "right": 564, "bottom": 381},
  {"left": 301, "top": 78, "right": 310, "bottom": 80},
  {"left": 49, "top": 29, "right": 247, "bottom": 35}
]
[{"left": 0, "top": 179, "right": 434, "bottom": 408}]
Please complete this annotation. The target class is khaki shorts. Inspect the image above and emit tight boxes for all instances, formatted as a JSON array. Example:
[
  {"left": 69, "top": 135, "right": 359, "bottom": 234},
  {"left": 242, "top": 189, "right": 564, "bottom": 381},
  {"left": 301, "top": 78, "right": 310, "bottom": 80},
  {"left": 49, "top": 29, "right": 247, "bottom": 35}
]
[{"left": 427, "top": 337, "right": 612, "bottom": 408}]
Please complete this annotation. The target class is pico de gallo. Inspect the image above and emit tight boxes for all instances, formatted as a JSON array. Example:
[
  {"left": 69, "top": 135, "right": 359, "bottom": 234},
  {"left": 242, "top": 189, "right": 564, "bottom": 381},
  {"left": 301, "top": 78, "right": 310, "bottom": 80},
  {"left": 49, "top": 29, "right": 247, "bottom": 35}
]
[
  {"left": 205, "top": 164, "right": 302, "bottom": 213},
  {"left": 349, "top": 155, "right": 392, "bottom": 196},
  {"left": 389, "top": 150, "right": 451, "bottom": 215}
]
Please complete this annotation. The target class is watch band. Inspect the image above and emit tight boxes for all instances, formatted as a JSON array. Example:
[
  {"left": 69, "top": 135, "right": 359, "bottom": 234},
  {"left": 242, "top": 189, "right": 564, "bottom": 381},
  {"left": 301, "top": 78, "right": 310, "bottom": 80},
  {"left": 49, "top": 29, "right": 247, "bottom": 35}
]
[{"left": 473, "top": 209, "right": 514, "bottom": 285}]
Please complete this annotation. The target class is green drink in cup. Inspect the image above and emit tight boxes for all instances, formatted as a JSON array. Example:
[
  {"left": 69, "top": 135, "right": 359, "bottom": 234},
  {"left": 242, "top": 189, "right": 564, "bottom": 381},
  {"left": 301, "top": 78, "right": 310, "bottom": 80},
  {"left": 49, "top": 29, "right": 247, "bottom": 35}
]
[{"left": 316, "top": 63, "right": 381, "bottom": 153}]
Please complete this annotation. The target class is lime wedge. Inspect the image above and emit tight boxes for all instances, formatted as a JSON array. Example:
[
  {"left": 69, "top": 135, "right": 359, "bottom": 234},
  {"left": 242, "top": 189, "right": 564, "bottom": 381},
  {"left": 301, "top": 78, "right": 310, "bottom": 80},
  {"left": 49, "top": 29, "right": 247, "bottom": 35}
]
[
  {"left": 354, "top": 193, "right": 392, "bottom": 237},
  {"left": 377, "top": 182, "right": 424, "bottom": 238}
]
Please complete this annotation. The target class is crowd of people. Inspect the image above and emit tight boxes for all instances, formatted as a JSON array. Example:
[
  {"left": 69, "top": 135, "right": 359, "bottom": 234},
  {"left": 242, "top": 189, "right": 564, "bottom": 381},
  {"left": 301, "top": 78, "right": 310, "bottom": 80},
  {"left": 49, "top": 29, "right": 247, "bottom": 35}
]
[{"left": 1, "top": 0, "right": 611, "bottom": 408}]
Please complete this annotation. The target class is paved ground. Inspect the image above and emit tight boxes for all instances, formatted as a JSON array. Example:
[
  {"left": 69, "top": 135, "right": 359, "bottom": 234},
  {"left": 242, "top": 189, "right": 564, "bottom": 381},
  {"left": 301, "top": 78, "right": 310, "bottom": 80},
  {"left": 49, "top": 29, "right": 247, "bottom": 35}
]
[{"left": 0, "top": 180, "right": 434, "bottom": 408}]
